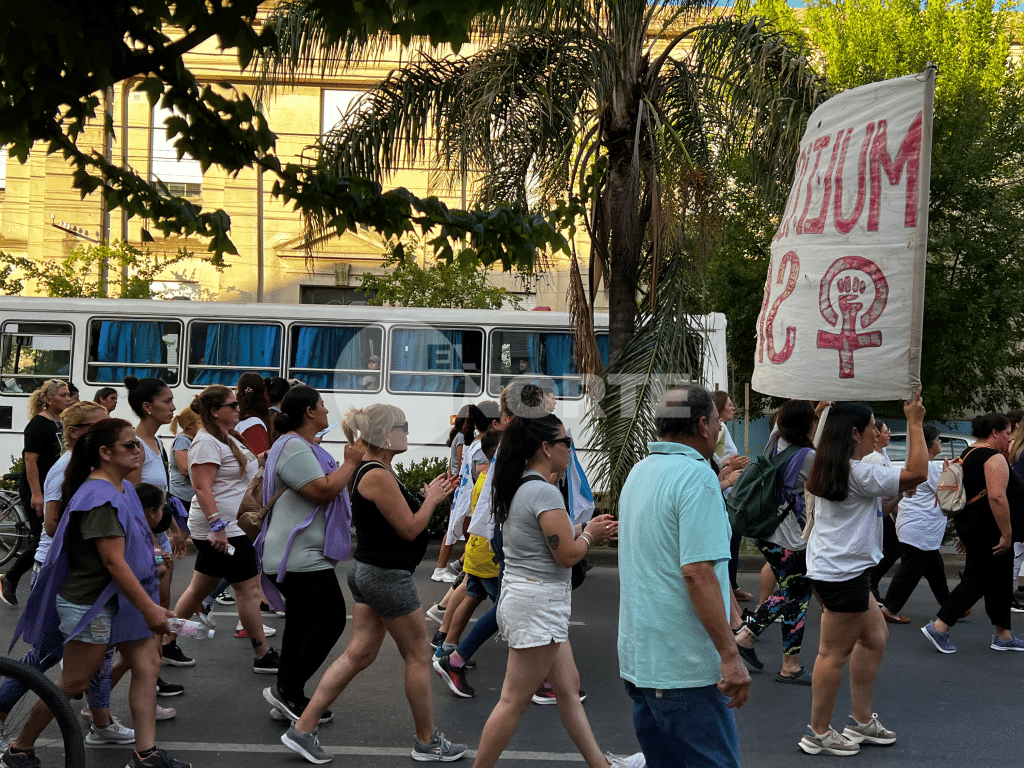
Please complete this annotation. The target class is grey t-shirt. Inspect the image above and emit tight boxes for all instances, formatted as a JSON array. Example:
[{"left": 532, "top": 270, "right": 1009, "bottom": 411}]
[
  {"left": 502, "top": 470, "right": 570, "bottom": 584},
  {"left": 262, "top": 438, "right": 332, "bottom": 575}
]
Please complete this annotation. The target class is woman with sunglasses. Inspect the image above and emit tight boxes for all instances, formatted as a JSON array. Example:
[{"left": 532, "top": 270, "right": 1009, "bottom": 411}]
[
  {"left": 168, "top": 385, "right": 279, "bottom": 675},
  {"left": 6, "top": 418, "right": 188, "bottom": 768},
  {"left": 280, "top": 404, "right": 464, "bottom": 765}
]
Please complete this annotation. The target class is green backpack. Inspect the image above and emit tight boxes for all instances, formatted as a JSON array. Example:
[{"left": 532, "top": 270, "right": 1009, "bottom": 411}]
[{"left": 725, "top": 443, "right": 803, "bottom": 539}]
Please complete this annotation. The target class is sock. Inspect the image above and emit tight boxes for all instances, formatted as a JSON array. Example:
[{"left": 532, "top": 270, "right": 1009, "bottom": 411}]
[
  {"left": 441, "top": 642, "right": 457, "bottom": 654},
  {"left": 449, "top": 651, "right": 466, "bottom": 668},
  {"left": 9, "top": 746, "right": 34, "bottom": 756},
  {"left": 136, "top": 746, "right": 157, "bottom": 759}
]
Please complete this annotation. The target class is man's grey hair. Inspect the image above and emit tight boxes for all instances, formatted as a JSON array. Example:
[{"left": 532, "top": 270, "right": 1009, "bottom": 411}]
[{"left": 655, "top": 385, "right": 714, "bottom": 438}]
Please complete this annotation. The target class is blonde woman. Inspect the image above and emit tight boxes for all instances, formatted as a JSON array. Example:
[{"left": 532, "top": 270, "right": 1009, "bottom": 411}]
[
  {"left": 1, "top": 379, "right": 72, "bottom": 607},
  {"left": 281, "top": 404, "right": 463, "bottom": 764},
  {"left": 168, "top": 385, "right": 278, "bottom": 674}
]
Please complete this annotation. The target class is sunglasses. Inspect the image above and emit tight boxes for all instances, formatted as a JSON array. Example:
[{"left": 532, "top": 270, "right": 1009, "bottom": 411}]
[
  {"left": 550, "top": 437, "right": 573, "bottom": 448},
  {"left": 392, "top": 422, "right": 409, "bottom": 434},
  {"left": 220, "top": 402, "right": 240, "bottom": 411},
  {"left": 112, "top": 440, "right": 142, "bottom": 452}
]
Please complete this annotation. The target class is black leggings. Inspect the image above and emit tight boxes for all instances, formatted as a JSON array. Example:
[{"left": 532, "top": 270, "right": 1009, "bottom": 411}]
[
  {"left": 275, "top": 569, "right": 347, "bottom": 702},
  {"left": 869, "top": 515, "right": 901, "bottom": 599},
  {"left": 883, "top": 543, "right": 949, "bottom": 613},
  {"left": 937, "top": 516, "right": 1012, "bottom": 630}
]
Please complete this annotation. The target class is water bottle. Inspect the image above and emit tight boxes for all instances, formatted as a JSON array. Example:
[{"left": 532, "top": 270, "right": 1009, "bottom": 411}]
[{"left": 167, "top": 617, "right": 215, "bottom": 640}]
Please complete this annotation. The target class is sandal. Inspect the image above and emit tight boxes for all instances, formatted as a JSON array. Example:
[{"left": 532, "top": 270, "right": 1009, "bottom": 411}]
[{"left": 775, "top": 667, "right": 812, "bottom": 685}]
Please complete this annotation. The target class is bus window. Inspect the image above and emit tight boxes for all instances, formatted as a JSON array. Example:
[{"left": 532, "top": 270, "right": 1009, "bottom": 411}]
[
  {"left": 288, "top": 325, "right": 383, "bottom": 391},
  {"left": 87, "top": 319, "right": 182, "bottom": 386},
  {"left": 187, "top": 322, "right": 281, "bottom": 386},
  {"left": 596, "top": 334, "right": 610, "bottom": 368},
  {"left": 1, "top": 322, "right": 73, "bottom": 394},
  {"left": 488, "top": 329, "right": 584, "bottom": 398},
  {"left": 389, "top": 327, "right": 482, "bottom": 395}
]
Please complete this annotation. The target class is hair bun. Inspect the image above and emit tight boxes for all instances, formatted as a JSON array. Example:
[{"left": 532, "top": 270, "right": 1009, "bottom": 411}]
[{"left": 123, "top": 376, "right": 139, "bottom": 391}]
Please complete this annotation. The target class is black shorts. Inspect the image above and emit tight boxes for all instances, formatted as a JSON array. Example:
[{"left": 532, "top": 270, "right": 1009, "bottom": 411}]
[
  {"left": 812, "top": 569, "right": 872, "bottom": 613},
  {"left": 193, "top": 535, "right": 259, "bottom": 584}
]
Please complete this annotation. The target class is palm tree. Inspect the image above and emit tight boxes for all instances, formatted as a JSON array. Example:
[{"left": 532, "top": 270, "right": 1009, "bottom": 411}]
[{"left": 258, "top": 0, "right": 826, "bottom": 503}]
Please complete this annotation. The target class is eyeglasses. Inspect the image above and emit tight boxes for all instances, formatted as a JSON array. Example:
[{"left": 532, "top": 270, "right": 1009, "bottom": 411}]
[
  {"left": 392, "top": 422, "right": 409, "bottom": 434},
  {"left": 219, "top": 402, "right": 240, "bottom": 411},
  {"left": 111, "top": 440, "right": 142, "bottom": 452},
  {"left": 550, "top": 437, "right": 573, "bottom": 448}
]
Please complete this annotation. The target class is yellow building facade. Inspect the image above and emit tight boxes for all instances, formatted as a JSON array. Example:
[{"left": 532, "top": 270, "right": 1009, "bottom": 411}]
[{"left": 0, "top": 31, "right": 585, "bottom": 310}]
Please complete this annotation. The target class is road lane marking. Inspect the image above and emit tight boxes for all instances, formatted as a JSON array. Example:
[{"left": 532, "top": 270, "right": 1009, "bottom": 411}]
[{"left": 89, "top": 743, "right": 586, "bottom": 761}]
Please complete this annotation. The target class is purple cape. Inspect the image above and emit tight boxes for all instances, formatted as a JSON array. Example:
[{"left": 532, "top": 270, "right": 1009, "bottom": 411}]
[
  {"left": 11, "top": 479, "right": 158, "bottom": 657},
  {"left": 256, "top": 435, "right": 352, "bottom": 610}
]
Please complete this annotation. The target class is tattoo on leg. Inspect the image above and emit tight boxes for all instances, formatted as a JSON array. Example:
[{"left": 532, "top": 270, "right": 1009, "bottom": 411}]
[
  {"left": 545, "top": 534, "right": 560, "bottom": 551},
  {"left": 250, "top": 637, "right": 265, "bottom": 652}
]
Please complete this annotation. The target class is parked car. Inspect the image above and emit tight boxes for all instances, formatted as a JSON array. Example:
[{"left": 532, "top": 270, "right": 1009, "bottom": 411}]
[{"left": 886, "top": 431, "right": 975, "bottom": 468}]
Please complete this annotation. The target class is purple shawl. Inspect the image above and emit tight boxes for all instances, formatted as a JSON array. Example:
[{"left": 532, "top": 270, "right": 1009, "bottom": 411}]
[
  {"left": 11, "top": 479, "right": 158, "bottom": 657},
  {"left": 255, "top": 435, "right": 352, "bottom": 610}
]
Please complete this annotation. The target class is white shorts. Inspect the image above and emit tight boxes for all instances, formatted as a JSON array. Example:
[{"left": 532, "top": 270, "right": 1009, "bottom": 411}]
[{"left": 496, "top": 574, "right": 571, "bottom": 649}]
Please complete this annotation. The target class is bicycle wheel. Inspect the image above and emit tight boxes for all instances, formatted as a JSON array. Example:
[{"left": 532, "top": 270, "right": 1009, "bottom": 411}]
[
  {"left": 0, "top": 655, "right": 85, "bottom": 768},
  {"left": 0, "top": 493, "right": 28, "bottom": 568}
]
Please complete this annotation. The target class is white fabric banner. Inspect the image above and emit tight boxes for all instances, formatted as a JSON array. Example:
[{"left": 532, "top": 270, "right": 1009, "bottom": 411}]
[{"left": 752, "top": 69, "right": 934, "bottom": 401}]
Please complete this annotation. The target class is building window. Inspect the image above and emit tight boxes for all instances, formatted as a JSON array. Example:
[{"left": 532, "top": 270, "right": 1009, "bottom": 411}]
[
  {"left": 0, "top": 146, "right": 7, "bottom": 192},
  {"left": 0, "top": 322, "right": 73, "bottom": 394},
  {"left": 321, "top": 90, "right": 365, "bottom": 135},
  {"left": 151, "top": 106, "right": 203, "bottom": 196},
  {"left": 300, "top": 286, "right": 373, "bottom": 305}
]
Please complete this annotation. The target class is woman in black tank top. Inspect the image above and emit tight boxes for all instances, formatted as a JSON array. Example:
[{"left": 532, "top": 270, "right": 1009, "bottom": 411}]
[
  {"left": 281, "top": 404, "right": 467, "bottom": 763},
  {"left": 926, "top": 413, "right": 1020, "bottom": 652}
]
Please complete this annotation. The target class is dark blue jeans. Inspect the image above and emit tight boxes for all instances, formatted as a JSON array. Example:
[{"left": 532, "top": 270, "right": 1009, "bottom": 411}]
[{"left": 624, "top": 680, "right": 740, "bottom": 768}]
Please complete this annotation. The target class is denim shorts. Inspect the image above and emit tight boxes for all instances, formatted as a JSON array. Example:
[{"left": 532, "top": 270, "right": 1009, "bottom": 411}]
[
  {"left": 56, "top": 596, "right": 116, "bottom": 645},
  {"left": 465, "top": 573, "right": 500, "bottom": 602},
  {"left": 496, "top": 574, "right": 571, "bottom": 649}
]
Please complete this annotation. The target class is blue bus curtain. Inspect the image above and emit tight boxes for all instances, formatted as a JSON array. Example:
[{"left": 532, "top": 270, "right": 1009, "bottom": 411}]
[
  {"left": 94, "top": 321, "right": 166, "bottom": 382},
  {"left": 390, "top": 329, "right": 466, "bottom": 393},
  {"left": 292, "top": 326, "right": 366, "bottom": 389},
  {"left": 190, "top": 324, "right": 281, "bottom": 386}
]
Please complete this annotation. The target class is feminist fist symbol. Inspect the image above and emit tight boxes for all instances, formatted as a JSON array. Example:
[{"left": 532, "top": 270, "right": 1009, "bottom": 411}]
[{"left": 816, "top": 256, "right": 889, "bottom": 379}]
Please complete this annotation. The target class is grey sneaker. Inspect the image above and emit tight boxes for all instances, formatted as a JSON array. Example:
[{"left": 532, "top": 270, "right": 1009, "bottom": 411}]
[
  {"left": 281, "top": 726, "right": 332, "bottom": 764},
  {"left": 842, "top": 714, "right": 896, "bottom": 745},
  {"left": 798, "top": 726, "right": 859, "bottom": 756},
  {"left": 921, "top": 621, "right": 956, "bottom": 653},
  {"left": 411, "top": 729, "right": 467, "bottom": 762},
  {"left": 990, "top": 634, "right": 1024, "bottom": 651},
  {"left": 84, "top": 718, "right": 135, "bottom": 745}
]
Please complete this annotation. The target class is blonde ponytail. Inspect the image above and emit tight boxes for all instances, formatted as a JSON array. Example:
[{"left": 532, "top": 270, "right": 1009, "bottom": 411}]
[
  {"left": 342, "top": 403, "right": 405, "bottom": 449},
  {"left": 28, "top": 379, "right": 67, "bottom": 419}
]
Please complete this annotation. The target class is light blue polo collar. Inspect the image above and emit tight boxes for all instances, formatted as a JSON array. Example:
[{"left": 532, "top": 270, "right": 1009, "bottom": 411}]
[{"left": 647, "top": 441, "right": 706, "bottom": 461}]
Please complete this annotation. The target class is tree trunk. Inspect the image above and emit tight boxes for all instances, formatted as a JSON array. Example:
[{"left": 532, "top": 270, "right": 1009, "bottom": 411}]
[{"left": 605, "top": 151, "right": 641, "bottom": 361}]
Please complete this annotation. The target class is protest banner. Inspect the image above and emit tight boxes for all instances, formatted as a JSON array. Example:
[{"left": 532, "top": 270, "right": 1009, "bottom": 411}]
[{"left": 752, "top": 68, "right": 935, "bottom": 401}]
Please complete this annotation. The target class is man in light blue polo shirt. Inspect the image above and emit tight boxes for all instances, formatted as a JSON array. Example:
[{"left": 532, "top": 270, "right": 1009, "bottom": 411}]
[{"left": 617, "top": 385, "right": 750, "bottom": 767}]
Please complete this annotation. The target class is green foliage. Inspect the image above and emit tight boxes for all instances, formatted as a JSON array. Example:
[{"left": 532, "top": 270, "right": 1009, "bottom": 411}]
[
  {"left": 0, "top": 242, "right": 197, "bottom": 299},
  {"left": 359, "top": 238, "right": 523, "bottom": 309},
  {"left": 731, "top": 0, "right": 1024, "bottom": 419},
  {"left": 394, "top": 455, "right": 451, "bottom": 535},
  {"left": 1, "top": 456, "right": 23, "bottom": 491},
  {"left": 0, "top": 0, "right": 560, "bottom": 268}
]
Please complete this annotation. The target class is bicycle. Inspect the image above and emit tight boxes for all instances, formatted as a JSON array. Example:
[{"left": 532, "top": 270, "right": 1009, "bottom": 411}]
[
  {"left": 0, "top": 655, "right": 85, "bottom": 768},
  {"left": 0, "top": 484, "right": 29, "bottom": 569}
]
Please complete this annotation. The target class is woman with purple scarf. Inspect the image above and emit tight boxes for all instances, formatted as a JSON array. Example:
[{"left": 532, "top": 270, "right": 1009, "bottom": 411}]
[
  {"left": 3, "top": 418, "right": 188, "bottom": 768},
  {"left": 257, "top": 385, "right": 363, "bottom": 723}
]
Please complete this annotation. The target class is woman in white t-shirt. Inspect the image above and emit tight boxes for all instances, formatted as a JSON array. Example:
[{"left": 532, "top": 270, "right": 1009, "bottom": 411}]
[
  {"left": 797, "top": 393, "right": 928, "bottom": 757},
  {"left": 169, "top": 385, "right": 279, "bottom": 674}
]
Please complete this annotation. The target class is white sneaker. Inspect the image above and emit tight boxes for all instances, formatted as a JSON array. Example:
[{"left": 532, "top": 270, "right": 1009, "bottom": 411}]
[
  {"left": 607, "top": 752, "right": 646, "bottom": 768},
  {"left": 85, "top": 719, "right": 135, "bottom": 745},
  {"left": 155, "top": 704, "right": 176, "bottom": 721},
  {"left": 798, "top": 726, "right": 859, "bottom": 755},
  {"left": 431, "top": 567, "right": 457, "bottom": 583},
  {"left": 425, "top": 603, "right": 446, "bottom": 624},
  {"left": 235, "top": 620, "right": 277, "bottom": 637}
]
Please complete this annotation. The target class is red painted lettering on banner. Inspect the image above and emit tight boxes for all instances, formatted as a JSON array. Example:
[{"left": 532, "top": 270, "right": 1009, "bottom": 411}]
[
  {"left": 833, "top": 123, "right": 875, "bottom": 234},
  {"left": 868, "top": 113, "right": 922, "bottom": 231},
  {"left": 796, "top": 136, "right": 831, "bottom": 234},
  {"left": 802, "top": 131, "right": 844, "bottom": 234},
  {"left": 764, "top": 251, "right": 800, "bottom": 364},
  {"left": 775, "top": 146, "right": 811, "bottom": 241},
  {"left": 816, "top": 256, "right": 888, "bottom": 378}
]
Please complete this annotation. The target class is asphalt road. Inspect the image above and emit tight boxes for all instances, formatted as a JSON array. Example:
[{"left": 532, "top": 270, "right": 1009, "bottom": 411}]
[{"left": 0, "top": 557, "right": 1019, "bottom": 767}]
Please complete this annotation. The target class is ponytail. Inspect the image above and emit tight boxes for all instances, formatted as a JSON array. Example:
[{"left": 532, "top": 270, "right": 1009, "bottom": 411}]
[
  {"left": 59, "top": 418, "right": 132, "bottom": 517},
  {"left": 192, "top": 385, "right": 249, "bottom": 476}
]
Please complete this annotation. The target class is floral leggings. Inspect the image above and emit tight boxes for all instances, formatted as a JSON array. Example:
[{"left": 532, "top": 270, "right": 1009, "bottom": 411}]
[{"left": 740, "top": 540, "right": 812, "bottom": 656}]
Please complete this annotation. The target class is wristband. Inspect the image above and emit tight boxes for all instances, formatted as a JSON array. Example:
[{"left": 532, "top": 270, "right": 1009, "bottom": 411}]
[{"left": 209, "top": 518, "right": 227, "bottom": 533}]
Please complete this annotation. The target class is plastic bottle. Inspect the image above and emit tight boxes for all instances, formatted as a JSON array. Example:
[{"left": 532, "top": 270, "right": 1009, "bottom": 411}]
[{"left": 167, "top": 617, "right": 215, "bottom": 640}]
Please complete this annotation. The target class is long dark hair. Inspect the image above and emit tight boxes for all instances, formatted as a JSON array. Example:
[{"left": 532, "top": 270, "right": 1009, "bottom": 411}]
[
  {"left": 447, "top": 405, "right": 474, "bottom": 447},
  {"left": 191, "top": 385, "right": 249, "bottom": 475},
  {"left": 60, "top": 418, "right": 132, "bottom": 516},
  {"left": 490, "top": 413, "right": 562, "bottom": 526},
  {"left": 776, "top": 400, "right": 816, "bottom": 449},
  {"left": 805, "top": 402, "right": 873, "bottom": 501},
  {"left": 273, "top": 385, "right": 320, "bottom": 440},
  {"left": 237, "top": 372, "right": 271, "bottom": 429}
]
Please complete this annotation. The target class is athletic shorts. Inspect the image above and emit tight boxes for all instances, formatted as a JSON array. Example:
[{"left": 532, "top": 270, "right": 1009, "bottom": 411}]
[
  {"left": 497, "top": 574, "right": 571, "bottom": 649},
  {"left": 347, "top": 560, "right": 420, "bottom": 619},
  {"left": 812, "top": 569, "right": 872, "bottom": 613},
  {"left": 193, "top": 535, "right": 259, "bottom": 584},
  {"left": 56, "top": 596, "right": 116, "bottom": 645}
]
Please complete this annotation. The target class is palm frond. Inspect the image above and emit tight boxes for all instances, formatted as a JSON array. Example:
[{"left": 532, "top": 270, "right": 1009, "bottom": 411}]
[{"left": 584, "top": 252, "right": 708, "bottom": 511}]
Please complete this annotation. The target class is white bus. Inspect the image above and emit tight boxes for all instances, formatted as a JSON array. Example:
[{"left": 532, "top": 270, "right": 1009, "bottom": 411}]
[{"left": 0, "top": 296, "right": 727, "bottom": 475}]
